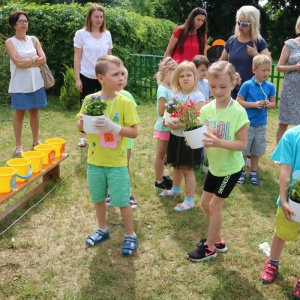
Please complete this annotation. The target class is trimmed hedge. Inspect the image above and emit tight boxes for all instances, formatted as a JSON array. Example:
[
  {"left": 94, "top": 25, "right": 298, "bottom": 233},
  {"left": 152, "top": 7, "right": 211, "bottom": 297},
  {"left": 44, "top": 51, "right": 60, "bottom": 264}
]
[{"left": 0, "top": 3, "right": 175, "bottom": 98}]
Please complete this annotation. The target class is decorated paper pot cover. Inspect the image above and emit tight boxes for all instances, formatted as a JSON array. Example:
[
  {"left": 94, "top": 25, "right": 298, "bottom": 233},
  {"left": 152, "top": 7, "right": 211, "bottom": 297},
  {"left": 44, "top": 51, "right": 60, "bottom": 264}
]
[
  {"left": 82, "top": 114, "right": 102, "bottom": 134},
  {"left": 6, "top": 157, "right": 32, "bottom": 183},
  {"left": 183, "top": 124, "right": 207, "bottom": 149},
  {"left": 289, "top": 198, "right": 300, "bottom": 222},
  {"left": 45, "top": 138, "right": 66, "bottom": 158},
  {"left": 34, "top": 144, "right": 56, "bottom": 165},
  {"left": 0, "top": 167, "right": 17, "bottom": 193},
  {"left": 22, "top": 151, "right": 44, "bottom": 173}
]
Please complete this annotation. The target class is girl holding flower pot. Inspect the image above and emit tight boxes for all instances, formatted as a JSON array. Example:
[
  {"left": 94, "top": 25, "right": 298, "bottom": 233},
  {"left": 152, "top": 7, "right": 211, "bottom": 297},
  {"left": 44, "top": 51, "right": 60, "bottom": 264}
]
[
  {"left": 153, "top": 57, "right": 178, "bottom": 190},
  {"left": 160, "top": 61, "right": 205, "bottom": 211}
]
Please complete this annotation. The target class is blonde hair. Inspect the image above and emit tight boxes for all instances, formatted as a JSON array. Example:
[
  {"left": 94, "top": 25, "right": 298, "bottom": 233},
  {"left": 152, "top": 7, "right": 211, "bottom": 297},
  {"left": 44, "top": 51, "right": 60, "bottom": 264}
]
[
  {"left": 253, "top": 54, "right": 271, "bottom": 68},
  {"left": 172, "top": 61, "right": 199, "bottom": 94},
  {"left": 95, "top": 55, "right": 123, "bottom": 76},
  {"left": 207, "top": 61, "right": 241, "bottom": 85},
  {"left": 84, "top": 3, "right": 106, "bottom": 32},
  {"left": 234, "top": 6, "right": 262, "bottom": 41},
  {"left": 295, "top": 15, "right": 300, "bottom": 34},
  {"left": 155, "top": 57, "right": 178, "bottom": 85}
]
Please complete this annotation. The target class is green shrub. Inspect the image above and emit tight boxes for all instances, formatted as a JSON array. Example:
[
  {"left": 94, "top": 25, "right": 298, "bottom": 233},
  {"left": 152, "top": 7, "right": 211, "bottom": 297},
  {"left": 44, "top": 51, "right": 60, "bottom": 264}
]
[
  {"left": 0, "top": 3, "right": 175, "bottom": 101},
  {"left": 0, "top": 34, "right": 10, "bottom": 105},
  {"left": 59, "top": 65, "right": 79, "bottom": 110}
]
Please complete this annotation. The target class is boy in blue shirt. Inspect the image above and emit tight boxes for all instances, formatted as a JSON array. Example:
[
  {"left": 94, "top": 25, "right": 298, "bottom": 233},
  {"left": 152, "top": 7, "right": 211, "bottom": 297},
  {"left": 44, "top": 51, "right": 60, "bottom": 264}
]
[{"left": 236, "top": 54, "right": 276, "bottom": 185}]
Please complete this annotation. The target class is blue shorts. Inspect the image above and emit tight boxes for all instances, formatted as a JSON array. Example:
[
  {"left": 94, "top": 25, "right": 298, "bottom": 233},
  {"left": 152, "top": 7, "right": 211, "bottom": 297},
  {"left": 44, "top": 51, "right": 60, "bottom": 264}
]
[
  {"left": 87, "top": 164, "right": 130, "bottom": 207},
  {"left": 203, "top": 169, "right": 242, "bottom": 198}
]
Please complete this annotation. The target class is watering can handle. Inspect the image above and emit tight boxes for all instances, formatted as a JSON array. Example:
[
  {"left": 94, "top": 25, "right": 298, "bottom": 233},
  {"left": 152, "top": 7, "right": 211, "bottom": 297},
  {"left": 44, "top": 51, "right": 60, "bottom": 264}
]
[{"left": 16, "top": 165, "right": 33, "bottom": 180}]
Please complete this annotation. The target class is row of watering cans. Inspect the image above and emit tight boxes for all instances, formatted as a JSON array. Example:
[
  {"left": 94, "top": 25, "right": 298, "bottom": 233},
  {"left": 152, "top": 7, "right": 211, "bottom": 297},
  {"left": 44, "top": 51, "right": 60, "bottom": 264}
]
[{"left": 0, "top": 138, "right": 66, "bottom": 194}]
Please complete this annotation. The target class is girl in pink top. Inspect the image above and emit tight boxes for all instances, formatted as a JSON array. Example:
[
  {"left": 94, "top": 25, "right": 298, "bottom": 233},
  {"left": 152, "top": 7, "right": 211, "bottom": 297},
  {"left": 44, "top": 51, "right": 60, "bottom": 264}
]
[{"left": 164, "top": 7, "right": 208, "bottom": 63}]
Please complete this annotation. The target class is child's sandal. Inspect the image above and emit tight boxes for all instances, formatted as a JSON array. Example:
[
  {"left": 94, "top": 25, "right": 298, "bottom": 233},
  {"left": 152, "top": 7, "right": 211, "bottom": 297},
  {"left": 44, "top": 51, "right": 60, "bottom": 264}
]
[
  {"left": 174, "top": 201, "right": 194, "bottom": 211},
  {"left": 160, "top": 189, "right": 181, "bottom": 198},
  {"left": 13, "top": 146, "right": 23, "bottom": 157},
  {"left": 32, "top": 140, "right": 42, "bottom": 148}
]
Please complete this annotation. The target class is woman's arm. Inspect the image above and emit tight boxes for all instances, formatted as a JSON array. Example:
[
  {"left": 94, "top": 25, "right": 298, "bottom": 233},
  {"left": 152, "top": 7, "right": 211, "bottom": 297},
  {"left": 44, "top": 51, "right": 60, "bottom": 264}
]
[
  {"left": 218, "top": 49, "right": 228, "bottom": 61},
  {"left": 5, "top": 39, "right": 42, "bottom": 69},
  {"left": 107, "top": 49, "right": 112, "bottom": 55},
  {"left": 163, "top": 35, "right": 178, "bottom": 58},
  {"left": 74, "top": 47, "right": 83, "bottom": 93},
  {"left": 277, "top": 44, "right": 300, "bottom": 73}
]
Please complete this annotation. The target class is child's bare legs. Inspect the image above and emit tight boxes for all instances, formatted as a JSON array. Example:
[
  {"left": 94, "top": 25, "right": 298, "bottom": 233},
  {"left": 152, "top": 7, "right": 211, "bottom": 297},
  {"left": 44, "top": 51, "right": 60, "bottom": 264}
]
[
  {"left": 120, "top": 205, "right": 134, "bottom": 235},
  {"left": 95, "top": 201, "right": 107, "bottom": 228},
  {"left": 269, "top": 234, "right": 285, "bottom": 260},
  {"left": 174, "top": 169, "right": 196, "bottom": 211},
  {"left": 276, "top": 123, "right": 288, "bottom": 144},
  {"left": 183, "top": 169, "right": 196, "bottom": 197},
  {"left": 201, "top": 192, "right": 225, "bottom": 247},
  {"left": 250, "top": 155, "right": 259, "bottom": 172},
  {"left": 154, "top": 139, "right": 168, "bottom": 182}
]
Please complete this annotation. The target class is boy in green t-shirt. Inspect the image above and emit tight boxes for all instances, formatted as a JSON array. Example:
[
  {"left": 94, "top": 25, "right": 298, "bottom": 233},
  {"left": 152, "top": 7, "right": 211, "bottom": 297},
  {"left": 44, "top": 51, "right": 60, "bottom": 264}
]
[{"left": 77, "top": 55, "right": 140, "bottom": 256}]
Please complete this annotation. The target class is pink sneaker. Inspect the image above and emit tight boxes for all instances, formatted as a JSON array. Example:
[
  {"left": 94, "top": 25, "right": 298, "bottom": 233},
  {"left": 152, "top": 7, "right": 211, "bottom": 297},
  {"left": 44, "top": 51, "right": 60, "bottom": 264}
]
[
  {"left": 260, "top": 261, "right": 278, "bottom": 284},
  {"left": 294, "top": 278, "right": 300, "bottom": 300}
]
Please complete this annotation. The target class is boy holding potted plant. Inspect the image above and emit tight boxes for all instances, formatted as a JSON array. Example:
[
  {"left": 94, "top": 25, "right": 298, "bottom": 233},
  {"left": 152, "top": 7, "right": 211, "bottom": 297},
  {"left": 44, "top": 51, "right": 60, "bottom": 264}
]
[
  {"left": 260, "top": 125, "right": 300, "bottom": 300},
  {"left": 77, "top": 55, "right": 140, "bottom": 256}
]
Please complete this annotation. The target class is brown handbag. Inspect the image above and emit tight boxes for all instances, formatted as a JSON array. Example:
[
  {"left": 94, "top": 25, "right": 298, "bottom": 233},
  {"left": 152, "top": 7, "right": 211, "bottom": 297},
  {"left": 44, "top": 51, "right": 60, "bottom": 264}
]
[{"left": 30, "top": 36, "right": 55, "bottom": 89}]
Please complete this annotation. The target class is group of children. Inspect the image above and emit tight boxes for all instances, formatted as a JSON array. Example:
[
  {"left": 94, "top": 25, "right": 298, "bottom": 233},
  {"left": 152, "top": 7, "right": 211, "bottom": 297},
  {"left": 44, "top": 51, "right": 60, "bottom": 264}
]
[{"left": 76, "top": 52, "right": 300, "bottom": 299}]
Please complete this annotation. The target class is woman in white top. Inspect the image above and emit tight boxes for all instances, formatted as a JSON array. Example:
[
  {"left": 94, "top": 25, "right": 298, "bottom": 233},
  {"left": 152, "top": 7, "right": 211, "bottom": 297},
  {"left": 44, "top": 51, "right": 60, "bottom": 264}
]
[
  {"left": 74, "top": 3, "right": 113, "bottom": 147},
  {"left": 5, "top": 11, "right": 48, "bottom": 156}
]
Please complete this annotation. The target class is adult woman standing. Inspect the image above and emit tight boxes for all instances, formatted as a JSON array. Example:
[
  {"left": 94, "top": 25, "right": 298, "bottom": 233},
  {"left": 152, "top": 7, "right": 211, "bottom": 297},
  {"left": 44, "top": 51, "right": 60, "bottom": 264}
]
[
  {"left": 74, "top": 3, "right": 113, "bottom": 147},
  {"left": 276, "top": 16, "right": 300, "bottom": 143},
  {"left": 219, "top": 5, "right": 271, "bottom": 99},
  {"left": 163, "top": 7, "right": 208, "bottom": 63},
  {"left": 5, "top": 11, "right": 47, "bottom": 156}
]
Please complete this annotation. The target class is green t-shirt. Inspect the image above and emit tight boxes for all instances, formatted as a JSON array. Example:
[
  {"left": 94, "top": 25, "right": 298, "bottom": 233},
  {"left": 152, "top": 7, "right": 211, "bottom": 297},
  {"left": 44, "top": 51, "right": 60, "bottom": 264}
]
[
  {"left": 199, "top": 100, "right": 249, "bottom": 176},
  {"left": 79, "top": 92, "right": 140, "bottom": 167}
]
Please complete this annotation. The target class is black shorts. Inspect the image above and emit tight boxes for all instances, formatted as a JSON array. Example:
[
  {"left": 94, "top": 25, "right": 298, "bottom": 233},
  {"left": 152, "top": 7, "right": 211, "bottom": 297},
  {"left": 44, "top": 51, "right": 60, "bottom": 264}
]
[
  {"left": 203, "top": 169, "right": 242, "bottom": 198},
  {"left": 80, "top": 73, "right": 101, "bottom": 102}
]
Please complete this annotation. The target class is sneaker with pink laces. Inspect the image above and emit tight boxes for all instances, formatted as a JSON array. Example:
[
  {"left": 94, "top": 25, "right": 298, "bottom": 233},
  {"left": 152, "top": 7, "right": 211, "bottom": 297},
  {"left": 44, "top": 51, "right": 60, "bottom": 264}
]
[
  {"left": 260, "top": 261, "right": 278, "bottom": 284},
  {"left": 294, "top": 278, "right": 300, "bottom": 300}
]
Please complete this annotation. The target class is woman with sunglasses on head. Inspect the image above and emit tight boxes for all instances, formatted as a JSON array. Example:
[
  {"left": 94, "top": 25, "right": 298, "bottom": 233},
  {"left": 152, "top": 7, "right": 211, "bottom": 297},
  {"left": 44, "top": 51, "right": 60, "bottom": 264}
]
[
  {"left": 74, "top": 3, "right": 113, "bottom": 147},
  {"left": 219, "top": 5, "right": 271, "bottom": 99},
  {"left": 5, "top": 11, "right": 48, "bottom": 157},
  {"left": 163, "top": 7, "right": 208, "bottom": 63}
]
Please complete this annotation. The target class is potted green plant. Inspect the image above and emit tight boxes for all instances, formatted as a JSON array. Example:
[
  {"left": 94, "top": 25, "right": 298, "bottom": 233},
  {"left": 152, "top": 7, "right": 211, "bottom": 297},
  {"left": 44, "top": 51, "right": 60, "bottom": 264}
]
[
  {"left": 288, "top": 178, "right": 300, "bottom": 222},
  {"left": 164, "top": 97, "right": 180, "bottom": 126},
  {"left": 81, "top": 93, "right": 107, "bottom": 134},
  {"left": 171, "top": 99, "right": 206, "bottom": 149}
]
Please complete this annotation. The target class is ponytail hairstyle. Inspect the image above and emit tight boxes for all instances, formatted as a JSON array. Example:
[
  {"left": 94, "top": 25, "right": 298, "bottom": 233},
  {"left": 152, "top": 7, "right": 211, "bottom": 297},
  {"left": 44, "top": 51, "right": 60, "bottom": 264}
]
[{"left": 155, "top": 57, "right": 178, "bottom": 85}]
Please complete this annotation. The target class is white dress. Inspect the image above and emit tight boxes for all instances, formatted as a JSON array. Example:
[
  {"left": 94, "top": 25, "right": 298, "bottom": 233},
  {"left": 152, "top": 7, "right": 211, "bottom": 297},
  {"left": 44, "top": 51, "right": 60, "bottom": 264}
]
[{"left": 9, "top": 36, "right": 44, "bottom": 93}]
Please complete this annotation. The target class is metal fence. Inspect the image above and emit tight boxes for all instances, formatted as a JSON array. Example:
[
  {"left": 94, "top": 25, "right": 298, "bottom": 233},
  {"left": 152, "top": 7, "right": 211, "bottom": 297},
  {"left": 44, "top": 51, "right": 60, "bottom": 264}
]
[{"left": 127, "top": 54, "right": 284, "bottom": 105}]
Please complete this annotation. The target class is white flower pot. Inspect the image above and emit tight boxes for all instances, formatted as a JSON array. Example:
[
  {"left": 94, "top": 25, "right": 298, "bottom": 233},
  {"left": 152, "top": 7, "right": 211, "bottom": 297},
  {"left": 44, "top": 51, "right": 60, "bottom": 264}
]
[
  {"left": 163, "top": 111, "right": 179, "bottom": 126},
  {"left": 289, "top": 197, "right": 300, "bottom": 222},
  {"left": 183, "top": 124, "right": 207, "bottom": 149},
  {"left": 202, "top": 165, "right": 209, "bottom": 174},
  {"left": 82, "top": 114, "right": 102, "bottom": 134}
]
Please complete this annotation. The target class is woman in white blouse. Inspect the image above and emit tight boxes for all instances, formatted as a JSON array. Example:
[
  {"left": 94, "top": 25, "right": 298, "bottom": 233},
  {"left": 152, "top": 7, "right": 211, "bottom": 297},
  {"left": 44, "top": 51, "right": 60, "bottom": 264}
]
[
  {"left": 5, "top": 11, "right": 47, "bottom": 156},
  {"left": 74, "top": 4, "right": 113, "bottom": 147}
]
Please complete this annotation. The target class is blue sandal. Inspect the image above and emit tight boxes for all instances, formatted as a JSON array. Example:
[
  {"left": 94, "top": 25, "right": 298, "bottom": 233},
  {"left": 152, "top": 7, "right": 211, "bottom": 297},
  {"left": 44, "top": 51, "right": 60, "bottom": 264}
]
[
  {"left": 122, "top": 236, "right": 138, "bottom": 256},
  {"left": 249, "top": 173, "right": 260, "bottom": 186},
  {"left": 237, "top": 171, "right": 246, "bottom": 185},
  {"left": 86, "top": 229, "right": 110, "bottom": 246}
]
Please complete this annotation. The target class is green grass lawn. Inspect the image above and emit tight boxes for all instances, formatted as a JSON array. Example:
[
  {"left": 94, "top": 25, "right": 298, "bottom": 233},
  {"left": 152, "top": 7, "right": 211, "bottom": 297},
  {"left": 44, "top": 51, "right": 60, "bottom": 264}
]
[{"left": 0, "top": 99, "right": 298, "bottom": 300}]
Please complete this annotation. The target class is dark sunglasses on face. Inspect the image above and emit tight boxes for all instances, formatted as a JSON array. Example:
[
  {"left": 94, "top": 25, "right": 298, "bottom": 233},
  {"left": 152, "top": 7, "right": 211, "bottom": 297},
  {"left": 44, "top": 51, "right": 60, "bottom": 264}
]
[
  {"left": 194, "top": 7, "right": 207, "bottom": 17},
  {"left": 237, "top": 21, "right": 251, "bottom": 27}
]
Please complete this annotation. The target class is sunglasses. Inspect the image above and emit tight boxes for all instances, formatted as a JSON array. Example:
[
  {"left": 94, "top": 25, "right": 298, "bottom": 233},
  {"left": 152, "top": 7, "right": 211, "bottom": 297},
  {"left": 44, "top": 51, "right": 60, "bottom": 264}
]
[
  {"left": 194, "top": 7, "right": 207, "bottom": 16},
  {"left": 237, "top": 21, "right": 251, "bottom": 27}
]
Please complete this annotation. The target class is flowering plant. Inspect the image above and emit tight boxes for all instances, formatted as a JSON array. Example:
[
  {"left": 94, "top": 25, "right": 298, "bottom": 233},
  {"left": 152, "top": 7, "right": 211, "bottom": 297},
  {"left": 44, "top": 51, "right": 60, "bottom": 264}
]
[
  {"left": 164, "top": 97, "right": 180, "bottom": 113},
  {"left": 82, "top": 93, "right": 107, "bottom": 116},
  {"left": 170, "top": 99, "right": 201, "bottom": 131}
]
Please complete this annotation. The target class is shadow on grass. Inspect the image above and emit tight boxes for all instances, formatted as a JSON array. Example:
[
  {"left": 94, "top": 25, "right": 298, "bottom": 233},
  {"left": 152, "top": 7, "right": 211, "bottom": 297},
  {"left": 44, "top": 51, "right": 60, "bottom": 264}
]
[{"left": 78, "top": 207, "right": 141, "bottom": 300}]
